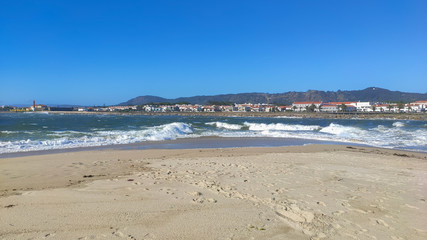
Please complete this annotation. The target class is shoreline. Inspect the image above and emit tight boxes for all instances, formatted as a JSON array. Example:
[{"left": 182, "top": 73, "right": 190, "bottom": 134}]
[
  {"left": 0, "top": 136, "right": 366, "bottom": 159},
  {"left": 2, "top": 135, "right": 426, "bottom": 159},
  {"left": 1, "top": 145, "right": 426, "bottom": 239},
  {"left": 3, "top": 110, "right": 427, "bottom": 121}
]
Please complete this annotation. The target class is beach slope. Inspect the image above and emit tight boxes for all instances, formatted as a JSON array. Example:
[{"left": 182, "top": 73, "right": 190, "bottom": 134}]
[{"left": 1, "top": 145, "right": 426, "bottom": 239}]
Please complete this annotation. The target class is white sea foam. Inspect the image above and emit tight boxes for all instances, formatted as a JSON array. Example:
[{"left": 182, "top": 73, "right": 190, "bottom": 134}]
[
  {"left": 1, "top": 131, "right": 16, "bottom": 134},
  {"left": 244, "top": 122, "right": 321, "bottom": 131},
  {"left": 1, "top": 118, "right": 426, "bottom": 154},
  {"left": 274, "top": 116, "right": 303, "bottom": 119},
  {"left": 319, "top": 123, "right": 363, "bottom": 137},
  {"left": 202, "top": 121, "right": 427, "bottom": 149},
  {"left": 23, "top": 111, "right": 49, "bottom": 114},
  {"left": 206, "top": 122, "right": 243, "bottom": 130},
  {"left": 317, "top": 123, "right": 427, "bottom": 149},
  {"left": 0, "top": 122, "right": 194, "bottom": 154},
  {"left": 143, "top": 122, "right": 193, "bottom": 140},
  {"left": 46, "top": 130, "right": 88, "bottom": 137},
  {"left": 392, "top": 122, "right": 405, "bottom": 128},
  {"left": 371, "top": 124, "right": 427, "bottom": 147},
  {"left": 0, "top": 131, "right": 34, "bottom": 135}
]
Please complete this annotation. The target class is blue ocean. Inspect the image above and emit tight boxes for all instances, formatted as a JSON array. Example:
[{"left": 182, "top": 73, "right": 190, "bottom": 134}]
[{"left": 1, "top": 112, "right": 426, "bottom": 154}]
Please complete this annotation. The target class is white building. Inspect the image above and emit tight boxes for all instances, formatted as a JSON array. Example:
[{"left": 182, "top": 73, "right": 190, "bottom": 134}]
[
  {"left": 412, "top": 101, "right": 427, "bottom": 112},
  {"left": 373, "top": 104, "right": 393, "bottom": 112},
  {"left": 320, "top": 104, "right": 339, "bottom": 112},
  {"left": 108, "top": 106, "right": 137, "bottom": 111},
  {"left": 277, "top": 106, "right": 292, "bottom": 112},
  {"left": 235, "top": 104, "right": 251, "bottom": 112},
  {"left": 292, "top": 102, "right": 322, "bottom": 111},
  {"left": 219, "top": 105, "right": 235, "bottom": 112},
  {"left": 144, "top": 105, "right": 161, "bottom": 112},
  {"left": 355, "top": 102, "right": 372, "bottom": 112},
  {"left": 160, "top": 105, "right": 179, "bottom": 112},
  {"left": 405, "top": 103, "right": 421, "bottom": 112},
  {"left": 178, "top": 105, "right": 201, "bottom": 112},
  {"left": 327, "top": 102, "right": 357, "bottom": 112},
  {"left": 202, "top": 105, "right": 218, "bottom": 112},
  {"left": 263, "top": 105, "right": 276, "bottom": 112}
]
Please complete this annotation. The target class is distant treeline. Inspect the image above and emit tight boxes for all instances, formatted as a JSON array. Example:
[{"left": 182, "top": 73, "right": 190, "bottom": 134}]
[
  {"left": 140, "top": 101, "right": 191, "bottom": 106},
  {"left": 207, "top": 101, "right": 234, "bottom": 106}
]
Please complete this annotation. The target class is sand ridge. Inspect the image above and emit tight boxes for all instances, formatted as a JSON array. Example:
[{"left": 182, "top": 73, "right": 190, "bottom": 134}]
[{"left": 0, "top": 145, "right": 426, "bottom": 239}]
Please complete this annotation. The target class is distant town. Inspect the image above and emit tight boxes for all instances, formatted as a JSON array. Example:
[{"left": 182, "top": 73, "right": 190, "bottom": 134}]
[{"left": 2, "top": 100, "right": 427, "bottom": 113}]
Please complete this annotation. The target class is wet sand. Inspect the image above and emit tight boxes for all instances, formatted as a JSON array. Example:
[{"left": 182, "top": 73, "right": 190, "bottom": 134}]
[{"left": 1, "top": 145, "right": 426, "bottom": 239}]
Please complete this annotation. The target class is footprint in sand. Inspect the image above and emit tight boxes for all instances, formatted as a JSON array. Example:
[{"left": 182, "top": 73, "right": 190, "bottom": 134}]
[
  {"left": 332, "top": 210, "right": 345, "bottom": 216},
  {"left": 404, "top": 203, "right": 419, "bottom": 209},
  {"left": 143, "top": 233, "right": 156, "bottom": 240},
  {"left": 375, "top": 219, "right": 391, "bottom": 229},
  {"left": 111, "top": 228, "right": 137, "bottom": 239},
  {"left": 42, "top": 233, "right": 55, "bottom": 238}
]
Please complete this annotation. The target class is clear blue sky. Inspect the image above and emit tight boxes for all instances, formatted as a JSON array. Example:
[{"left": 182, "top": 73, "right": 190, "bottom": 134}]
[{"left": 1, "top": 0, "right": 426, "bottom": 106}]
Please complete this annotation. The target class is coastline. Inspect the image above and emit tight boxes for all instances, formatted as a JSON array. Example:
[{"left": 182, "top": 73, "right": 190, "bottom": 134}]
[
  {"left": 2, "top": 135, "right": 425, "bottom": 159},
  {"left": 1, "top": 145, "right": 426, "bottom": 239},
  {"left": 3, "top": 110, "right": 427, "bottom": 121},
  {"left": 2, "top": 113, "right": 426, "bottom": 156},
  {"left": 0, "top": 136, "right": 368, "bottom": 159}
]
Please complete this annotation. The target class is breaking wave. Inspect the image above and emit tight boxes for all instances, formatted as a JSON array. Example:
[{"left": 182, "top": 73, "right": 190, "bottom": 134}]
[
  {"left": 0, "top": 122, "right": 194, "bottom": 154},
  {"left": 392, "top": 122, "right": 405, "bottom": 128},
  {"left": 244, "top": 122, "right": 321, "bottom": 131},
  {"left": 1, "top": 114, "right": 426, "bottom": 154},
  {"left": 206, "top": 122, "right": 243, "bottom": 130},
  {"left": 318, "top": 123, "right": 427, "bottom": 149},
  {"left": 319, "top": 123, "right": 364, "bottom": 137}
]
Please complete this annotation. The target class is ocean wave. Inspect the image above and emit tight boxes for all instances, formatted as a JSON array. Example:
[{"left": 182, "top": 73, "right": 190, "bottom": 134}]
[
  {"left": 392, "top": 122, "right": 405, "bottom": 128},
  {"left": 206, "top": 122, "right": 243, "bottom": 130},
  {"left": 274, "top": 116, "right": 303, "bottom": 119},
  {"left": 1, "top": 116, "right": 426, "bottom": 154},
  {"left": 0, "top": 122, "right": 194, "bottom": 154},
  {"left": 46, "top": 130, "right": 89, "bottom": 137},
  {"left": 244, "top": 122, "right": 321, "bottom": 131},
  {"left": 1, "top": 131, "right": 17, "bottom": 134},
  {"left": 0, "top": 130, "right": 34, "bottom": 135},
  {"left": 319, "top": 123, "right": 363, "bottom": 137},
  {"left": 144, "top": 122, "right": 193, "bottom": 140},
  {"left": 318, "top": 123, "right": 427, "bottom": 148},
  {"left": 371, "top": 124, "right": 427, "bottom": 147},
  {"left": 319, "top": 123, "right": 387, "bottom": 144},
  {"left": 205, "top": 127, "right": 365, "bottom": 145}
]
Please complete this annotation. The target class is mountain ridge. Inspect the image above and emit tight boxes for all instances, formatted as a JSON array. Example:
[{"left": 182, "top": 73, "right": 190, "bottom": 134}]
[{"left": 119, "top": 87, "right": 427, "bottom": 105}]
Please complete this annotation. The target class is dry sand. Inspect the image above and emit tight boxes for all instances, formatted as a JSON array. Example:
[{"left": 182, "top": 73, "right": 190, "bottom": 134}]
[{"left": 0, "top": 145, "right": 426, "bottom": 239}]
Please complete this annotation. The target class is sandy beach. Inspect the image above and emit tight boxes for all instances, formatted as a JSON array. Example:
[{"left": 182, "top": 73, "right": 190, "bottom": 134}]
[{"left": 1, "top": 145, "right": 426, "bottom": 239}]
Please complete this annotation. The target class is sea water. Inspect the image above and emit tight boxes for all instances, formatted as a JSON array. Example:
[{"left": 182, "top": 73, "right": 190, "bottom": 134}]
[{"left": 0, "top": 112, "right": 426, "bottom": 154}]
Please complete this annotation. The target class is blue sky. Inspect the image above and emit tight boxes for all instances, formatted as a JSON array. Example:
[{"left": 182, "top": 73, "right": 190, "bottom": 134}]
[{"left": 1, "top": 0, "right": 426, "bottom": 106}]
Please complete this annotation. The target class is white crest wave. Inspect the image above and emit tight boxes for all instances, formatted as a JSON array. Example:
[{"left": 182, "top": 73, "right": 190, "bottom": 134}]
[
  {"left": 392, "top": 122, "right": 405, "bottom": 128},
  {"left": 206, "top": 122, "right": 243, "bottom": 130},
  {"left": 0, "top": 122, "right": 194, "bottom": 154},
  {"left": 244, "top": 122, "right": 321, "bottom": 131}
]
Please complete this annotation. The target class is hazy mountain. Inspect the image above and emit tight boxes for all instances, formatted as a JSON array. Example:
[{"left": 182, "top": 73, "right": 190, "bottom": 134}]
[
  {"left": 119, "top": 87, "right": 427, "bottom": 105},
  {"left": 119, "top": 95, "right": 169, "bottom": 105}
]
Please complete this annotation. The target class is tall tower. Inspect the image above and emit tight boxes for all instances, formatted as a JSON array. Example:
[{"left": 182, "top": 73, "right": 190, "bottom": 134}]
[{"left": 33, "top": 100, "right": 35, "bottom": 111}]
